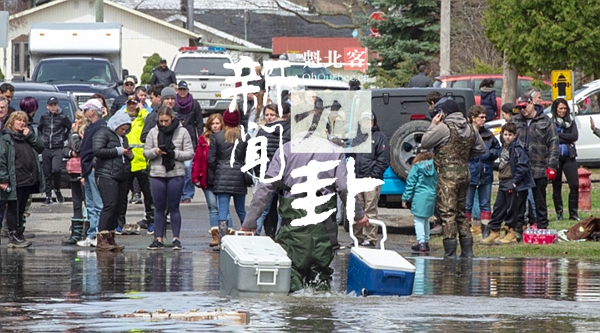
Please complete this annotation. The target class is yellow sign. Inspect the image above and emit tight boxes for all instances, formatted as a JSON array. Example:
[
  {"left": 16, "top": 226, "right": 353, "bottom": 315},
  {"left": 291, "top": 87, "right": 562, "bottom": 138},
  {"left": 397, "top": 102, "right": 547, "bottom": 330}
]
[{"left": 551, "top": 70, "right": 573, "bottom": 101}]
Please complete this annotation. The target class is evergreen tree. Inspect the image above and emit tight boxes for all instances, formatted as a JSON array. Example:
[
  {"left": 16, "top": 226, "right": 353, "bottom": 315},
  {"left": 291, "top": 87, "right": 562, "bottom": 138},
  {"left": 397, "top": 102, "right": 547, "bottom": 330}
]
[
  {"left": 141, "top": 53, "right": 162, "bottom": 85},
  {"left": 361, "top": 0, "right": 440, "bottom": 87}
]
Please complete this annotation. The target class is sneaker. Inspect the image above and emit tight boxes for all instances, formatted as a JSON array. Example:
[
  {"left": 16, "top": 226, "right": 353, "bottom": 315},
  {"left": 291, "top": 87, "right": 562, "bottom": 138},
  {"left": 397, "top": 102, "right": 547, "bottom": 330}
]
[
  {"left": 42, "top": 197, "right": 53, "bottom": 206},
  {"left": 132, "top": 193, "right": 142, "bottom": 204},
  {"left": 115, "top": 225, "right": 123, "bottom": 235},
  {"left": 55, "top": 190, "right": 64, "bottom": 204},
  {"left": 147, "top": 239, "right": 164, "bottom": 250},
  {"left": 147, "top": 223, "right": 154, "bottom": 235},
  {"left": 130, "top": 224, "right": 141, "bottom": 235},
  {"left": 172, "top": 239, "right": 182, "bottom": 250},
  {"left": 77, "top": 237, "right": 97, "bottom": 247},
  {"left": 180, "top": 198, "right": 192, "bottom": 204},
  {"left": 121, "top": 224, "right": 133, "bottom": 235}
]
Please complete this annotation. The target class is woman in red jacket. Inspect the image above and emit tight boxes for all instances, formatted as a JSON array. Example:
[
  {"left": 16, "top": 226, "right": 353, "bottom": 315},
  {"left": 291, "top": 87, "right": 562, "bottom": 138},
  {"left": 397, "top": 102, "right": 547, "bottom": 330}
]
[{"left": 191, "top": 113, "right": 231, "bottom": 247}]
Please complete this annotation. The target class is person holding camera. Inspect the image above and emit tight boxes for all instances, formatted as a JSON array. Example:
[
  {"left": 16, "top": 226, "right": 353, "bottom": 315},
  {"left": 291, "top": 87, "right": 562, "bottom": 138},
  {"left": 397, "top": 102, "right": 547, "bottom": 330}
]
[
  {"left": 92, "top": 111, "right": 133, "bottom": 251},
  {"left": 421, "top": 99, "right": 485, "bottom": 258},
  {"left": 143, "top": 106, "right": 194, "bottom": 250}
]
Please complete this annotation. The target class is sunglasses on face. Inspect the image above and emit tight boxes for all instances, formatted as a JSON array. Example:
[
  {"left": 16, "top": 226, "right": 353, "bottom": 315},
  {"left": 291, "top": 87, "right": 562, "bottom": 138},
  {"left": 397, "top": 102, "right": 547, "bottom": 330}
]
[{"left": 125, "top": 83, "right": 134, "bottom": 86}]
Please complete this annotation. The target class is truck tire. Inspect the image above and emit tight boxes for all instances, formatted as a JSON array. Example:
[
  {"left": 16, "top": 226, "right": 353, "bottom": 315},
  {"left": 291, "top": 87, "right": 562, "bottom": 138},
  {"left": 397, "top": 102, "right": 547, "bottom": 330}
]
[{"left": 389, "top": 120, "right": 431, "bottom": 179}]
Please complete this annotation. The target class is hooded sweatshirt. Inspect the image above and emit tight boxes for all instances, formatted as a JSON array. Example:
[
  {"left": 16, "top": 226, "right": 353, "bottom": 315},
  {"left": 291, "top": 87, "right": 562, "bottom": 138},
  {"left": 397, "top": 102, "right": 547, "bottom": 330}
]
[
  {"left": 354, "top": 113, "right": 390, "bottom": 179},
  {"left": 402, "top": 159, "right": 438, "bottom": 218},
  {"left": 92, "top": 111, "right": 132, "bottom": 181}
]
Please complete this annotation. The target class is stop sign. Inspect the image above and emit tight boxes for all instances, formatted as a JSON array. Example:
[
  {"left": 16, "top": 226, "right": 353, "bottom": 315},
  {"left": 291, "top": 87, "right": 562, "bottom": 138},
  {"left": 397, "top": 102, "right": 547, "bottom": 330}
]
[{"left": 369, "top": 11, "right": 385, "bottom": 36}]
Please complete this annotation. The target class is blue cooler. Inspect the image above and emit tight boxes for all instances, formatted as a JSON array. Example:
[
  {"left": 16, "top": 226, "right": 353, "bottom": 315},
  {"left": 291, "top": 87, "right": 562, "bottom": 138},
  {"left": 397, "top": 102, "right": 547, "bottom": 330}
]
[{"left": 346, "top": 219, "right": 416, "bottom": 296}]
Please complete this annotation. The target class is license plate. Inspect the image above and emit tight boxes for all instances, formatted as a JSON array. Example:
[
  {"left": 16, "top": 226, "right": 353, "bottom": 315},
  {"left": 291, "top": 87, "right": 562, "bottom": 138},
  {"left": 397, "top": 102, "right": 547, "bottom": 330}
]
[{"left": 200, "top": 100, "right": 210, "bottom": 107}]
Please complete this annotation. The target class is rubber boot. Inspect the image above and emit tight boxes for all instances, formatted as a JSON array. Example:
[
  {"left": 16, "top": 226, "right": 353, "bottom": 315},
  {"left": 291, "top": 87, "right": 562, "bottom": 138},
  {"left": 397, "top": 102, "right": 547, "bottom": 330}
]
[
  {"left": 95, "top": 231, "right": 115, "bottom": 251},
  {"left": 214, "top": 220, "right": 228, "bottom": 252},
  {"left": 443, "top": 238, "right": 458, "bottom": 258},
  {"left": 569, "top": 197, "right": 580, "bottom": 221},
  {"left": 459, "top": 237, "right": 474, "bottom": 258},
  {"left": 62, "top": 218, "right": 84, "bottom": 245},
  {"left": 108, "top": 231, "right": 125, "bottom": 251},
  {"left": 553, "top": 194, "right": 563, "bottom": 220},
  {"left": 481, "top": 223, "right": 490, "bottom": 240},
  {"left": 481, "top": 211, "right": 491, "bottom": 239},
  {"left": 209, "top": 227, "right": 220, "bottom": 247}
]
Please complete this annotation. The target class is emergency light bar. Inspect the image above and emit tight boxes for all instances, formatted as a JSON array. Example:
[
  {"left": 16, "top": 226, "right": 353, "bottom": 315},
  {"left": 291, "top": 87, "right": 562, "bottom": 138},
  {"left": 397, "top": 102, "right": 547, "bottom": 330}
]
[{"left": 178, "top": 46, "right": 227, "bottom": 53}]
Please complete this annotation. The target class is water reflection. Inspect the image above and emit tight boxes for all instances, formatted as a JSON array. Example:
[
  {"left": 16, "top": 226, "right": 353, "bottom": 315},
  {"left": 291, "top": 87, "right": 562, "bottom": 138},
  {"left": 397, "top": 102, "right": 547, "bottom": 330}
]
[{"left": 0, "top": 249, "right": 599, "bottom": 332}]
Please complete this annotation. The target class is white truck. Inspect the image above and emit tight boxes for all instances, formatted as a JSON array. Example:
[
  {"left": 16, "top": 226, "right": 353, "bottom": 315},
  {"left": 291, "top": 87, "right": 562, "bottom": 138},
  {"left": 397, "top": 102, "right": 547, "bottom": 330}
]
[
  {"left": 29, "top": 22, "right": 127, "bottom": 108},
  {"left": 171, "top": 46, "right": 236, "bottom": 116}
]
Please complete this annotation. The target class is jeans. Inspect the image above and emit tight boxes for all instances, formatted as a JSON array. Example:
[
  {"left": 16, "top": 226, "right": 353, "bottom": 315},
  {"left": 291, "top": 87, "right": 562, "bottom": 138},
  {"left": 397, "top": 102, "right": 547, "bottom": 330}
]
[
  {"left": 256, "top": 192, "right": 281, "bottom": 236},
  {"left": 465, "top": 183, "right": 492, "bottom": 215},
  {"left": 203, "top": 188, "right": 232, "bottom": 228},
  {"left": 414, "top": 215, "right": 430, "bottom": 243},
  {"left": 84, "top": 170, "right": 102, "bottom": 239},
  {"left": 217, "top": 193, "right": 246, "bottom": 227},
  {"left": 181, "top": 160, "right": 195, "bottom": 200}
]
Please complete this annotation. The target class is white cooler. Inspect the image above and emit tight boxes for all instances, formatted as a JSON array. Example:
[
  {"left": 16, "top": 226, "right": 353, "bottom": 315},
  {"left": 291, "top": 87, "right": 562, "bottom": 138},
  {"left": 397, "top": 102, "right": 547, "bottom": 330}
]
[{"left": 219, "top": 235, "right": 292, "bottom": 296}]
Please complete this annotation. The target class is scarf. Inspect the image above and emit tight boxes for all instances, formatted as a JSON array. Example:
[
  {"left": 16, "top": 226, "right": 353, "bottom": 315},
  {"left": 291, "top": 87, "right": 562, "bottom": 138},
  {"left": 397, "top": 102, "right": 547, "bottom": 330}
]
[
  {"left": 554, "top": 116, "right": 572, "bottom": 129},
  {"left": 157, "top": 120, "right": 179, "bottom": 172},
  {"left": 8, "top": 130, "right": 26, "bottom": 142},
  {"left": 176, "top": 94, "right": 194, "bottom": 114}
]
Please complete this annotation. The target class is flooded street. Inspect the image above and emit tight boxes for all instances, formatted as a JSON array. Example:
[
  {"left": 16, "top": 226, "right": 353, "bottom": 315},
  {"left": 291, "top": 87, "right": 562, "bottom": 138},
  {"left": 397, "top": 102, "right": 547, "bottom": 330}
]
[
  {"left": 0, "top": 199, "right": 598, "bottom": 332},
  {"left": 1, "top": 248, "right": 599, "bottom": 332}
]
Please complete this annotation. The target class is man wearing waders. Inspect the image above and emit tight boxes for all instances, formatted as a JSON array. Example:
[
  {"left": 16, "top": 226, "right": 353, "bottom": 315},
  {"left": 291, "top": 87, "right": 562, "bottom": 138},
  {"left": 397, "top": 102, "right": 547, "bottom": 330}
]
[
  {"left": 241, "top": 137, "right": 369, "bottom": 292},
  {"left": 421, "top": 99, "right": 485, "bottom": 258}
]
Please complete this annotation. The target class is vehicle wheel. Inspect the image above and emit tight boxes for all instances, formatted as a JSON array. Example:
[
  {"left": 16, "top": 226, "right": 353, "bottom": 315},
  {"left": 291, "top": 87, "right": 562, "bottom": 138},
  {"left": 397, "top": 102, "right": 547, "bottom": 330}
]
[{"left": 389, "top": 120, "right": 431, "bottom": 179}]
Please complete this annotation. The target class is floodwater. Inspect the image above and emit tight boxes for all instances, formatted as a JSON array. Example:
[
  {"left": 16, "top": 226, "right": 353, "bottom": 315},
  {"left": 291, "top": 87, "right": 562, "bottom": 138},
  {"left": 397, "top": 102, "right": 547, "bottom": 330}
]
[{"left": 1, "top": 248, "right": 600, "bottom": 332}]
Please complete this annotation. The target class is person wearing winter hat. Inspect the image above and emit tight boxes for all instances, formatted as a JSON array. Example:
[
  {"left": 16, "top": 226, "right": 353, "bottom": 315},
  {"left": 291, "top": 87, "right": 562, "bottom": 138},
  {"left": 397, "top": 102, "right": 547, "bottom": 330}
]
[
  {"left": 175, "top": 81, "right": 203, "bottom": 204},
  {"left": 140, "top": 86, "right": 179, "bottom": 144},
  {"left": 422, "top": 98, "right": 486, "bottom": 258},
  {"left": 92, "top": 111, "right": 133, "bottom": 251},
  {"left": 501, "top": 102, "right": 518, "bottom": 122},
  {"left": 209, "top": 107, "right": 249, "bottom": 243}
]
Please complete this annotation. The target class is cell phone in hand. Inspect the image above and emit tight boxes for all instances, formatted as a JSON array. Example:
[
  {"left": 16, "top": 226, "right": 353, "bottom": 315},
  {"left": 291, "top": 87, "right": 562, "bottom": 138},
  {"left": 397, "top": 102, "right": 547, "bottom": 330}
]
[{"left": 159, "top": 145, "right": 167, "bottom": 151}]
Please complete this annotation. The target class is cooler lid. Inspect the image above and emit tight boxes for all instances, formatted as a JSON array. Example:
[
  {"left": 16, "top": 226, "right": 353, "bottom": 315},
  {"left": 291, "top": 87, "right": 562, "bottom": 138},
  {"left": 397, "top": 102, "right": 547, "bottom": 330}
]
[
  {"left": 221, "top": 236, "right": 292, "bottom": 267},
  {"left": 351, "top": 248, "right": 416, "bottom": 272}
]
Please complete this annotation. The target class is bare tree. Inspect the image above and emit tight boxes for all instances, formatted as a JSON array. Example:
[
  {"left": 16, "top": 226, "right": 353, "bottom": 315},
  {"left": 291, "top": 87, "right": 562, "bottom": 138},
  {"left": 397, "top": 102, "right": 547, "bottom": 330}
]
[{"left": 450, "top": 0, "right": 501, "bottom": 73}]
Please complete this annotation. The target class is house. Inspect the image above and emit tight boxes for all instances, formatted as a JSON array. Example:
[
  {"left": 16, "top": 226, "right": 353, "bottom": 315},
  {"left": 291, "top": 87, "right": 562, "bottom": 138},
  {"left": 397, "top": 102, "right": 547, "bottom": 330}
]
[{"left": 6, "top": 0, "right": 202, "bottom": 80}]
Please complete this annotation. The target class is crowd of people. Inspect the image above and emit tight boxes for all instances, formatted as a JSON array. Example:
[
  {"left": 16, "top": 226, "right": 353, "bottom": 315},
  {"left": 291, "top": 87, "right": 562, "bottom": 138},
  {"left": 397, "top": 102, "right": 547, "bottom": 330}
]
[{"left": 0, "top": 64, "right": 592, "bottom": 293}]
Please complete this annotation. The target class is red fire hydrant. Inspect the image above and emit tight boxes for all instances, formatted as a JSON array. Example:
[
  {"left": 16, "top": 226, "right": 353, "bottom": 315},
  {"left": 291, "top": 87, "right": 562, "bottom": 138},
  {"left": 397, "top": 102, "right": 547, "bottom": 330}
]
[{"left": 578, "top": 168, "right": 592, "bottom": 211}]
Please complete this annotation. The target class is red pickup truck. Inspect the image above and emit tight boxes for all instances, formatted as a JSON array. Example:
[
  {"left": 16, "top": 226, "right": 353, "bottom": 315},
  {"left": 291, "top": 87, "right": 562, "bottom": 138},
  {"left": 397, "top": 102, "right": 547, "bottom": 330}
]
[{"left": 433, "top": 74, "right": 552, "bottom": 119}]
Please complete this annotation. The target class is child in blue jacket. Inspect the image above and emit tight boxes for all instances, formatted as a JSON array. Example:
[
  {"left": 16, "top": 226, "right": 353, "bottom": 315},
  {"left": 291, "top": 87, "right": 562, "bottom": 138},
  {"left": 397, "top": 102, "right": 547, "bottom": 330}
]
[{"left": 402, "top": 152, "right": 438, "bottom": 253}]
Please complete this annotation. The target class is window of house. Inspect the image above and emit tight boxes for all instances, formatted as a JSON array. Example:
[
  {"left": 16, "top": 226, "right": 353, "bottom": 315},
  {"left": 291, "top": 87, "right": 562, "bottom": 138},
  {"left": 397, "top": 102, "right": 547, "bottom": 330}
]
[{"left": 11, "top": 35, "right": 30, "bottom": 77}]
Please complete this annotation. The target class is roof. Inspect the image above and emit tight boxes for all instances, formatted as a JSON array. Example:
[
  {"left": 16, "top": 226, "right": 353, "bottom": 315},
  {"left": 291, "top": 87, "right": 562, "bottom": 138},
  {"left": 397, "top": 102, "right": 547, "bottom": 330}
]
[
  {"left": 9, "top": 0, "right": 202, "bottom": 39},
  {"left": 112, "top": 0, "right": 308, "bottom": 13}
]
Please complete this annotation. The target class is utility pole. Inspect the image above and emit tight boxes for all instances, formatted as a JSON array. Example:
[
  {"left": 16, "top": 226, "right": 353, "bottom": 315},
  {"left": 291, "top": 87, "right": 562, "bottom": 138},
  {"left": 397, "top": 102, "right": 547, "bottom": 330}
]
[
  {"left": 95, "top": 0, "right": 103, "bottom": 22},
  {"left": 187, "top": 0, "right": 194, "bottom": 32},
  {"left": 439, "top": 0, "right": 451, "bottom": 75}
]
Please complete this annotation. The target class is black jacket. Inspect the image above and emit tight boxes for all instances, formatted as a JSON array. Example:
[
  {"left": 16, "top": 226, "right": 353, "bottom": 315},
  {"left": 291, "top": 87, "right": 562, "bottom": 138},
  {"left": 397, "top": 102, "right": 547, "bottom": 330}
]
[
  {"left": 555, "top": 118, "right": 578, "bottom": 158},
  {"left": 175, "top": 104, "right": 203, "bottom": 149},
  {"left": 354, "top": 121, "right": 390, "bottom": 180},
  {"left": 208, "top": 130, "right": 249, "bottom": 195},
  {"left": 80, "top": 119, "right": 106, "bottom": 178},
  {"left": 253, "top": 119, "right": 291, "bottom": 175},
  {"left": 509, "top": 139, "right": 535, "bottom": 192},
  {"left": 37, "top": 109, "right": 71, "bottom": 149},
  {"left": 92, "top": 126, "right": 131, "bottom": 181},
  {"left": 151, "top": 66, "right": 177, "bottom": 87},
  {"left": 109, "top": 93, "right": 129, "bottom": 116}
]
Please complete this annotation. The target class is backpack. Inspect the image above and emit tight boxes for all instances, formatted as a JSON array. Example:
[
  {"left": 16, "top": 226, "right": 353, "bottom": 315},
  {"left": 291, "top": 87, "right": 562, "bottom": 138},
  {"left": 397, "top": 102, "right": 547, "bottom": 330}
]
[{"left": 566, "top": 216, "right": 600, "bottom": 241}]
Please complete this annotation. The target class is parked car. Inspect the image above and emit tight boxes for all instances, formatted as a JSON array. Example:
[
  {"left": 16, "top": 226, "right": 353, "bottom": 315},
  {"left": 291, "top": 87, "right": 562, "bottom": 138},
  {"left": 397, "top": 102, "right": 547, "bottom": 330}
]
[
  {"left": 485, "top": 79, "right": 600, "bottom": 167},
  {"left": 10, "top": 91, "right": 77, "bottom": 188},
  {"left": 8, "top": 82, "right": 60, "bottom": 92},
  {"left": 433, "top": 74, "right": 552, "bottom": 119}
]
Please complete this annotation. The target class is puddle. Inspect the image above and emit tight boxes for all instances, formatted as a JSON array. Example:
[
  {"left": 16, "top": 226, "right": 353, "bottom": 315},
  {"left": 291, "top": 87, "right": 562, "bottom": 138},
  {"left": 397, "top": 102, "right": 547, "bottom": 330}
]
[{"left": 0, "top": 249, "right": 599, "bottom": 332}]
